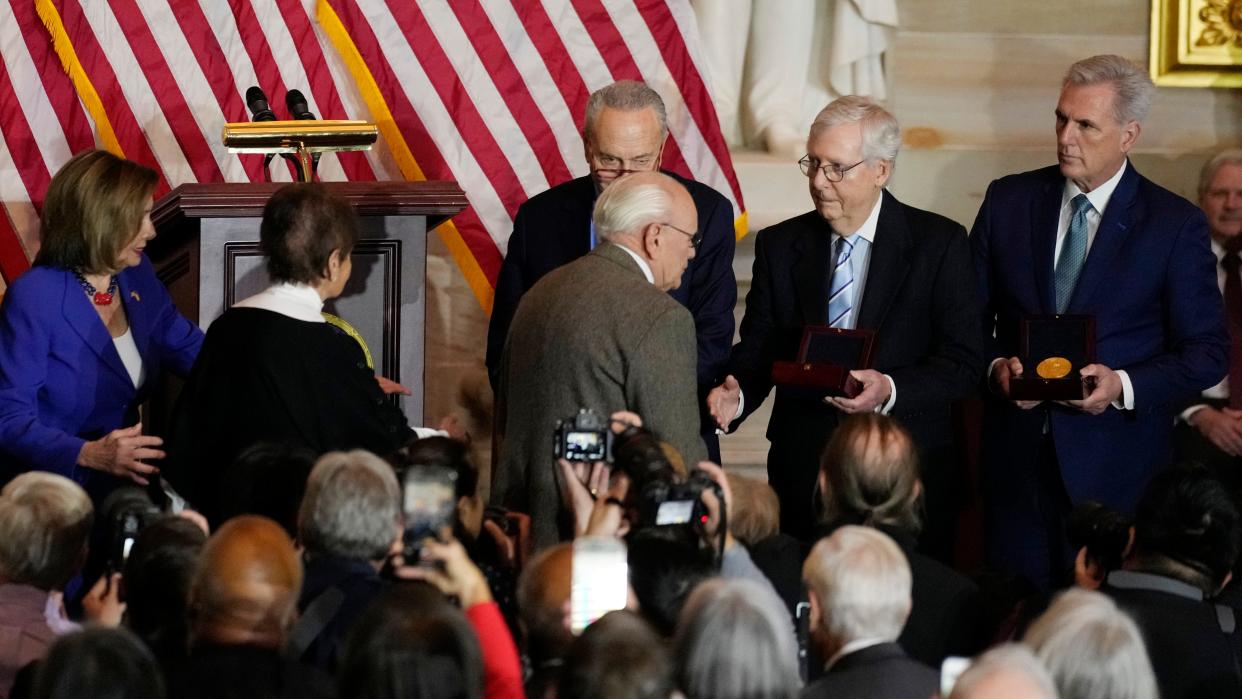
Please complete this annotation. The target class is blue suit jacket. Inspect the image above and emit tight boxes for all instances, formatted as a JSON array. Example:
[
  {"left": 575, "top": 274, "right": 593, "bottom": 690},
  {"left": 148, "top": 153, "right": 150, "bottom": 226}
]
[
  {"left": 0, "top": 258, "right": 202, "bottom": 484},
  {"left": 972, "top": 163, "right": 1228, "bottom": 511}
]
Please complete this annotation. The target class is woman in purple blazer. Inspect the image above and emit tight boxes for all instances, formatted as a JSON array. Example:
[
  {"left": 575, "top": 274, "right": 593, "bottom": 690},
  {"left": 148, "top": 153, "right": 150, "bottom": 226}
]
[{"left": 0, "top": 150, "right": 202, "bottom": 492}]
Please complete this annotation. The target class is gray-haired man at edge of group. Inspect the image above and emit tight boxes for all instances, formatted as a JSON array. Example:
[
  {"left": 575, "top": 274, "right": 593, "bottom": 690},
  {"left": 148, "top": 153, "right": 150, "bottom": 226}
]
[{"left": 493, "top": 171, "right": 708, "bottom": 549}]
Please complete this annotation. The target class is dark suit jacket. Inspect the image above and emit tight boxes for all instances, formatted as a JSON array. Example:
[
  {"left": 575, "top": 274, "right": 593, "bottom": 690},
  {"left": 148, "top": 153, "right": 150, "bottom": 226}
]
[
  {"left": 486, "top": 171, "right": 736, "bottom": 393},
  {"left": 164, "top": 307, "right": 412, "bottom": 525},
  {"left": 801, "top": 642, "right": 939, "bottom": 699},
  {"left": 971, "top": 164, "right": 1228, "bottom": 514},
  {"left": 0, "top": 258, "right": 202, "bottom": 487},
  {"left": 727, "top": 191, "right": 983, "bottom": 533},
  {"left": 493, "top": 243, "right": 707, "bottom": 548},
  {"left": 1103, "top": 569, "right": 1242, "bottom": 699}
]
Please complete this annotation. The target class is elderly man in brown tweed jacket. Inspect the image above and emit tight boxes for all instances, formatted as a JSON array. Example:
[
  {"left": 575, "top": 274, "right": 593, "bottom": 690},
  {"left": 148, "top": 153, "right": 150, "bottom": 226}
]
[{"left": 493, "top": 171, "right": 707, "bottom": 548}]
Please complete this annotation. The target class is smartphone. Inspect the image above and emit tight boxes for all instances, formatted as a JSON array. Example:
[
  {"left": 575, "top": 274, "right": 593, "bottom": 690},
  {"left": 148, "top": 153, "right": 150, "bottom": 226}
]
[
  {"left": 401, "top": 465, "right": 458, "bottom": 562},
  {"left": 569, "top": 536, "right": 628, "bottom": 634}
]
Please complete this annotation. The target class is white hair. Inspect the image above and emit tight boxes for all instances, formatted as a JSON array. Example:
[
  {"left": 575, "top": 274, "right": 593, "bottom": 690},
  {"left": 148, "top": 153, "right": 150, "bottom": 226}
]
[
  {"left": 802, "top": 526, "right": 911, "bottom": 645},
  {"left": 1199, "top": 148, "right": 1242, "bottom": 198},
  {"left": 0, "top": 472, "right": 93, "bottom": 590},
  {"left": 950, "top": 644, "right": 1058, "bottom": 699},
  {"left": 592, "top": 176, "right": 674, "bottom": 240},
  {"left": 674, "top": 578, "right": 802, "bottom": 699},
  {"left": 1063, "top": 54, "right": 1154, "bottom": 124},
  {"left": 1024, "top": 588, "right": 1158, "bottom": 699},
  {"left": 298, "top": 450, "right": 400, "bottom": 560},
  {"left": 808, "top": 96, "right": 901, "bottom": 163}
]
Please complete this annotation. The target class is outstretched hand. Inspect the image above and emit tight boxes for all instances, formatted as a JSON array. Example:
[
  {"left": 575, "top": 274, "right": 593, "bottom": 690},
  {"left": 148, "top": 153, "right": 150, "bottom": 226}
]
[{"left": 707, "top": 375, "right": 741, "bottom": 431}]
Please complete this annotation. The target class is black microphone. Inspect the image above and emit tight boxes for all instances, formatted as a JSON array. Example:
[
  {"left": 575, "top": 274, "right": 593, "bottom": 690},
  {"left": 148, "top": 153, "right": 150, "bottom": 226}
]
[
  {"left": 245, "top": 86, "right": 276, "bottom": 122},
  {"left": 285, "top": 89, "right": 316, "bottom": 120}
]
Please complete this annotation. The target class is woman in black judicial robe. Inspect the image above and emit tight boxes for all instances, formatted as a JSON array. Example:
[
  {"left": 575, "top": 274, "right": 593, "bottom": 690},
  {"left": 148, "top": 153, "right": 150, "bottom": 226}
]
[{"left": 164, "top": 184, "right": 413, "bottom": 526}]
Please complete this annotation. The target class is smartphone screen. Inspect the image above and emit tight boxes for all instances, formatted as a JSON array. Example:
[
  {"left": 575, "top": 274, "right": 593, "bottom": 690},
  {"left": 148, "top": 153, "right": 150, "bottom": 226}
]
[
  {"left": 570, "top": 536, "right": 628, "bottom": 634},
  {"left": 402, "top": 465, "right": 458, "bottom": 560}
]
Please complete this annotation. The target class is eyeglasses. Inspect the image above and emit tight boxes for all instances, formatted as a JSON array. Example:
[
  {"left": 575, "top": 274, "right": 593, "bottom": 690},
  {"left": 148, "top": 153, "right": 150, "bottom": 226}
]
[
  {"left": 661, "top": 223, "right": 702, "bottom": 250},
  {"left": 590, "top": 147, "right": 664, "bottom": 180},
  {"left": 798, "top": 156, "right": 866, "bottom": 182}
]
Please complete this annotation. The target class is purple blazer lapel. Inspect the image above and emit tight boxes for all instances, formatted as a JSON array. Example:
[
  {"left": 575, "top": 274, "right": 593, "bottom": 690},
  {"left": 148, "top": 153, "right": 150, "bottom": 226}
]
[{"left": 116, "top": 270, "right": 151, "bottom": 362}]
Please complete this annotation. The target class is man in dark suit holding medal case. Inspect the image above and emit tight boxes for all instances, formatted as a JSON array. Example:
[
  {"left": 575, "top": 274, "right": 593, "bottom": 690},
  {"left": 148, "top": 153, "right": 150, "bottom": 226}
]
[
  {"left": 707, "top": 96, "right": 984, "bottom": 553},
  {"left": 972, "top": 55, "right": 1228, "bottom": 587}
]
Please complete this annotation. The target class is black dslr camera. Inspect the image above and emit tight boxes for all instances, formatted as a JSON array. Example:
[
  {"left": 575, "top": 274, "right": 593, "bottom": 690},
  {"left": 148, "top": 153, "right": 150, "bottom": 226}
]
[
  {"left": 608, "top": 425, "right": 727, "bottom": 557},
  {"left": 553, "top": 409, "right": 614, "bottom": 463},
  {"left": 101, "top": 486, "right": 163, "bottom": 573}
]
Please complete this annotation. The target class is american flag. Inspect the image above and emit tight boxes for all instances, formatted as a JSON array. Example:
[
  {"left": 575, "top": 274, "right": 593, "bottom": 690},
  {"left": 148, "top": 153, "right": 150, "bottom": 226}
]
[{"left": 0, "top": 0, "right": 746, "bottom": 306}]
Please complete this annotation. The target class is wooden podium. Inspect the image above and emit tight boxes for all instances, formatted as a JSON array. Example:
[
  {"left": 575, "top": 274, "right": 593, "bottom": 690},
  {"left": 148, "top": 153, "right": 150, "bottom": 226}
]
[{"left": 147, "top": 181, "right": 468, "bottom": 427}]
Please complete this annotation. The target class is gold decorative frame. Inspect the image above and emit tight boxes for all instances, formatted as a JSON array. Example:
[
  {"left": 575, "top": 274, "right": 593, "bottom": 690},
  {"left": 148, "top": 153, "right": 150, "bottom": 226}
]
[{"left": 1151, "top": 0, "right": 1242, "bottom": 86}]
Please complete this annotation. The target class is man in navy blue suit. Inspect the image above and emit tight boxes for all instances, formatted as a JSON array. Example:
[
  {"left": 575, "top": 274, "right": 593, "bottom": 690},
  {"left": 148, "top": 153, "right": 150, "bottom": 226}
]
[
  {"left": 972, "top": 55, "right": 1229, "bottom": 588},
  {"left": 486, "top": 81, "right": 736, "bottom": 460}
]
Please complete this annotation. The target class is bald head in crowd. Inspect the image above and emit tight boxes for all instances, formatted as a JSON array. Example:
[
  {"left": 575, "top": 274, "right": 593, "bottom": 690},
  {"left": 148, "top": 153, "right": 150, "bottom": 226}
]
[
  {"left": 517, "top": 543, "right": 574, "bottom": 666},
  {"left": 592, "top": 171, "right": 699, "bottom": 292},
  {"left": 189, "top": 515, "right": 302, "bottom": 649}
]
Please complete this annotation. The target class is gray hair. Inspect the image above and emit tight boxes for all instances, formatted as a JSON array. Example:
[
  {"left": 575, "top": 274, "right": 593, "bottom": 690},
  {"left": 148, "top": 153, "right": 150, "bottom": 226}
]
[
  {"left": 0, "top": 472, "right": 93, "bottom": 590},
  {"left": 950, "top": 644, "right": 1058, "bottom": 699},
  {"left": 298, "top": 450, "right": 400, "bottom": 560},
  {"left": 584, "top": 80, "right": 668, "bottom": 141},
  {"left": 1199, "top": 148, "right": 1242, "bottom": 198},
  {"left": 1024, "top": 588, "right": 1157, "bottom": 699},
  {"left": 592, "top": 175, "right": 674, "bottom": 240},
  {"left": 808, "top": 96, "right": 901, "bottom": 163},
  {"left": 803, "top": 526, "right": 910, "bottom": 645},
  {"left": 674, "top": 578, "right": 802, "bottom": 699},
  {"left": 1063, "top": 55, "right": 1154, "bottom": 124}
]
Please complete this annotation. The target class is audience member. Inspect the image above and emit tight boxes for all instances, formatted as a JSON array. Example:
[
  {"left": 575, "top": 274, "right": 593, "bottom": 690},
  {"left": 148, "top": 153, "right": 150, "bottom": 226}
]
[
  {"left": 493, "top": 171, "right": 708, "bottom": 548},
  {"left": 120, "top": 516, "right": 207, "bottom": 675},
  {"left": 674, "top": 578, "right": 800, "bottom": 699},
  {"left": 395, "top": 537, "right": 524, "bottom": 699},
  {"left": 339, "top": 584, "right": 484, "bottom": 699},
  {"left": 166, "top": 183, "right": 424, "bottom": 526},
  {"left": 292, "top": 450, "right": 400, "bottom": 672},
  {"left": 817, "top": 414, "right": 983, "bottom": 665},
  {"left": 627, "top": 532, "right": 717, "bottom": 637},
  {"left": 516, "top": 543, "right": 573, "bottom": 699},
  {"left": 725, "top": 474, "right": 803, "bottom": 613},
  {"left": 1175, "top": 148, "right": 1242, "bottom": 493},
  {"left": 558, "top": 610, "right": 675, "bottom": 699},
  {"left": 217, "top": 442, "right": 317, "bottom": 538},
  {"left": 0, "top": 150, "right": 202, "bottom": 492},
  {"left": 948, "top": 644, "right": 1058, "bottom": 699},
  {"left": 1067, "top": 500, "right": 1133, "bottom": 589},
  {"left": 172, "top": 515, "right": 329, "bottom": 699},
  {"left": 26, "top": 627, "right": 164, "bottom": 699},
  {"left": 0, "top": 473, "right": 92, "bottom": 697},
  {"left": 801, "top": 525, "right": 936, "bottom": 699},
  {"left": 1102, "top": 465, "right": 1242, "bottom": 698},
  {"left": 1024, "top": 588, "right": 1157, "bottom": 699}
]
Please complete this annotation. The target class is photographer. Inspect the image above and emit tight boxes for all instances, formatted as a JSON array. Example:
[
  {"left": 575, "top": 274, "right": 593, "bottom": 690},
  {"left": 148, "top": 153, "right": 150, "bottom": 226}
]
[{"left": 556, "top": 411, "right": 779, "bottom": 596}]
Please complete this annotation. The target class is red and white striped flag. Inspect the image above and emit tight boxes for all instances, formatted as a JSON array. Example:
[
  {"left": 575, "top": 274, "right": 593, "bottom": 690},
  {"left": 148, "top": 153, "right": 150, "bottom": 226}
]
[{"left": 0, "top": 0, "right": 745, "bottom": 307}]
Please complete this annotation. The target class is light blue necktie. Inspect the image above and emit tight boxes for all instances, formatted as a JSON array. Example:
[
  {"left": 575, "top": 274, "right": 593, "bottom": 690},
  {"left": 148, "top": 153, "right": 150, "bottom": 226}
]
[
  {"left": 828, "top": 235, "right": 856, "bottom": 328},
  {"left": 1055, "top": 193, "right": 1093, "bottom": 313}
]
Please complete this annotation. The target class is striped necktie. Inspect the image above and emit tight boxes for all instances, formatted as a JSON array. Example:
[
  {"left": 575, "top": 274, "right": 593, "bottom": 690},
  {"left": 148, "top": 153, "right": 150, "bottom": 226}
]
[
  {"left": 1055, "top": 193, "right": 1093, "bottom": 313},
  {"left": 828, "top": 235, "right": 856, "bottom": 328}
]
